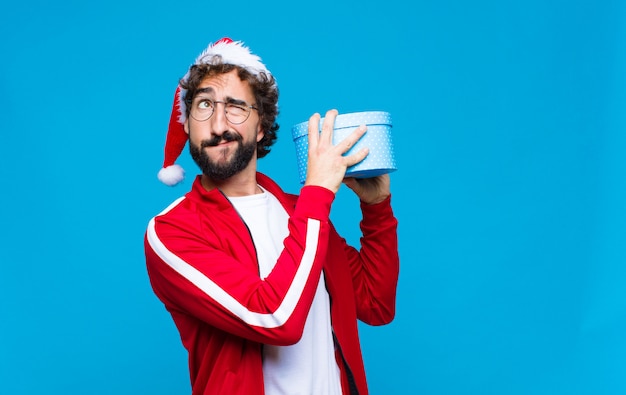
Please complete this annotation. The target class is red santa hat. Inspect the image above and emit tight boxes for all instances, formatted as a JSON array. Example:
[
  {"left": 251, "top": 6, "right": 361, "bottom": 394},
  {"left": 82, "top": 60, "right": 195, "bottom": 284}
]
[{"left": 157, "top": 37, "right": 274, "bottom": 186}]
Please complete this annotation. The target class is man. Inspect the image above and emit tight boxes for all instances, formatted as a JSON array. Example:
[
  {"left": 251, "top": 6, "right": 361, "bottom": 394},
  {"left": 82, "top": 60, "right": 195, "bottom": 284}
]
[{"left": 144, "top": 37, "right": 399, "bottom": 395}]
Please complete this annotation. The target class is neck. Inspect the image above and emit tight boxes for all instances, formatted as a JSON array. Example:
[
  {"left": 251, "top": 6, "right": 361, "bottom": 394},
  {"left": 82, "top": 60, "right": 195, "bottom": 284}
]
[{"left": 201, "top": 172, "right": 261, "bottom": 197}]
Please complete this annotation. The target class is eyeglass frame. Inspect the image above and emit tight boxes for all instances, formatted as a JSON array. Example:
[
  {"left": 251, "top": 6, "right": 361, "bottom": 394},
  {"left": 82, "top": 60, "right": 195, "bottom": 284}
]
[{"left": 185, "top": 96, "right": 259, "bottom": 125}]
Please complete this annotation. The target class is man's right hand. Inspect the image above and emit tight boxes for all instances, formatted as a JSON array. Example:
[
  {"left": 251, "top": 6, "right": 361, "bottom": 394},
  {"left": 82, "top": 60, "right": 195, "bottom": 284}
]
[{"left": 303, "top": 109, "right": 369, "bottom": 194}]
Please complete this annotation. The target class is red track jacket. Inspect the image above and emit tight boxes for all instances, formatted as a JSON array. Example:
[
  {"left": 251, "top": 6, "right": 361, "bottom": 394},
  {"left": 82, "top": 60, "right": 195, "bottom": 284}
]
[{"left": 145, "top": 173, "right": 399, "bottom": 394}]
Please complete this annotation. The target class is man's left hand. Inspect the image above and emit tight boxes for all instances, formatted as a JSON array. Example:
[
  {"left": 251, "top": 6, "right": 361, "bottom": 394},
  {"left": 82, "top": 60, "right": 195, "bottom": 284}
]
[{"left": 343, "top": 174, "right": 391, "bottom": 205}]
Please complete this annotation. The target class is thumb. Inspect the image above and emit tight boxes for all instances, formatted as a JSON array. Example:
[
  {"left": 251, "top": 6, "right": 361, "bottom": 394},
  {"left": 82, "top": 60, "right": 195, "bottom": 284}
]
[{"left": 343, "top": 177, "right": 360, "bottom": 193}]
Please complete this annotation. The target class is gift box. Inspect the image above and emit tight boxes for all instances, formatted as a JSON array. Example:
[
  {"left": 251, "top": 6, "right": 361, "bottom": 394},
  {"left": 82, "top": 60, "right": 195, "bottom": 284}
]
[{"left": 291, "top": 111, "right": 396, "bottom": 184}]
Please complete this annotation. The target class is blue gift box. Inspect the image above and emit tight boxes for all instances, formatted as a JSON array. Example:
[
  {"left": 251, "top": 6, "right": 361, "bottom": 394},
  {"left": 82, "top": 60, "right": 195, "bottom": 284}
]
[{"left": 291, "top": 111, "right": 396, "bottom": 184}]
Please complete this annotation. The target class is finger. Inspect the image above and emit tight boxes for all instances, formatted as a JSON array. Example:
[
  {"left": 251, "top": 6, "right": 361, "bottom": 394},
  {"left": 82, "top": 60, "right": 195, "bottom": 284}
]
[
  {"left": 307, "top": 113, "right": 321, "bottom": 146},
  {"left": 320, "top": 109, "right": 338, "bottom": 145},
  {"left": 339, "top": 124, "right": 367, "bottom": 154},
  {"left": 345, "top": 147, "right": 369, "bottom": 167}
]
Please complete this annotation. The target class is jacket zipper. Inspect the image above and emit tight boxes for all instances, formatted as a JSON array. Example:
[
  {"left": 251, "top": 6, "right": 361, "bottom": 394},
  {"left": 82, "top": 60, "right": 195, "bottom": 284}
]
[{"left": 218, "top": 189, "right": 261, "bottom": 276}]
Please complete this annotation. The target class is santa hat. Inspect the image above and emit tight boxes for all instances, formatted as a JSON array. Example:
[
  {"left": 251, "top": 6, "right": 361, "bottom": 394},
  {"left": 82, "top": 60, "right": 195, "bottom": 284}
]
[{"left": 157, "top": 37, "right": 274, "bottom": 186}]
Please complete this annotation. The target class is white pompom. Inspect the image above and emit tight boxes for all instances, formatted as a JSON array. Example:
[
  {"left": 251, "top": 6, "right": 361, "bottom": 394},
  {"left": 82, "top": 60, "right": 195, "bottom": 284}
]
[{"left": 158, "top": 164, "right": 185, "bottom": 186}]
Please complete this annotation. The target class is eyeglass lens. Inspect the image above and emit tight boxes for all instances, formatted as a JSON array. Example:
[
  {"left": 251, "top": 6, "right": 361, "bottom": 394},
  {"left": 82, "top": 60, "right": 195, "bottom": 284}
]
[{"left": 190, "top": 99, "right": 252, "bottom": 124}]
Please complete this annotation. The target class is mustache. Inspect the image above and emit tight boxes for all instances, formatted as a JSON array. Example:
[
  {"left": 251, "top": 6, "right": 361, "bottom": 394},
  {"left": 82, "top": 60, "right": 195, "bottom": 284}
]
[{"left": 200, "top": 131, "right": 242, "bottom": 148}]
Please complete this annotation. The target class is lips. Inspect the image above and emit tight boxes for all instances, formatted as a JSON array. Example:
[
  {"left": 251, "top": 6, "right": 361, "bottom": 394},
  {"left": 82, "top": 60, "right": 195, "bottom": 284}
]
[{"left": 201, "top": 131, "right": 242, "bottom": 148}]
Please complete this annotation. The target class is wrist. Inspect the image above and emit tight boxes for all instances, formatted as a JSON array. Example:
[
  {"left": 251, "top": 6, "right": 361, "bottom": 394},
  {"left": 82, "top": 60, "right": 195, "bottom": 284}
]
[{"left": 362, "top": 193, "right": 390, "bottom": 205}]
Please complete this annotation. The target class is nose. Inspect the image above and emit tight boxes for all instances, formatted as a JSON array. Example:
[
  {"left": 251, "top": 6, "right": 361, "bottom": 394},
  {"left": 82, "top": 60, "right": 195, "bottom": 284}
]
[{"left": 210, "top": 102, "right": 229, "bottom": 135}]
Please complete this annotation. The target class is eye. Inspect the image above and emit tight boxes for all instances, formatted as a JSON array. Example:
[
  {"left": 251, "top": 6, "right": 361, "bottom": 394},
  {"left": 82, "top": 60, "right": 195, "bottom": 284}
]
[
  {"left": 226, "top": 103, "right": 246, "bottom": 116},
  {"left": 196, "top": 99, "right": 214, "bottom": 110}
]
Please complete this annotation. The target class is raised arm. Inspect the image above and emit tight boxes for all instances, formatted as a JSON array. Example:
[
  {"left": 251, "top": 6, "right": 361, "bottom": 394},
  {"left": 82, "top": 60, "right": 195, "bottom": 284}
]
[{"left": 145, "top": 186, "right": 334, "bottom": 346}]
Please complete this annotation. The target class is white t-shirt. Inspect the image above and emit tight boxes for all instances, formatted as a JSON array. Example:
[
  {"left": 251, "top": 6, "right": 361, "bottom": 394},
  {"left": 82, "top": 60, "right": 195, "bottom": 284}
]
[{"left": 229, "top": 187, "right": 342, "bottom": 395}]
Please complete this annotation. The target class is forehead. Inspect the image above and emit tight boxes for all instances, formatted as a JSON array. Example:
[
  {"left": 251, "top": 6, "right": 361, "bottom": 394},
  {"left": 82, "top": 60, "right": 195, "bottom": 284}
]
[{"left": 196, "top": 69, "right": 253, "bottom": 99}]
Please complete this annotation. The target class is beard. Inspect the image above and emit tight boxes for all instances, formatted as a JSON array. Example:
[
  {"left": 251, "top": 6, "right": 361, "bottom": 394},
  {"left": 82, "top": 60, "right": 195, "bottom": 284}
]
[{"left": 189, "top": 130, "right": 257, "bottom": 181}]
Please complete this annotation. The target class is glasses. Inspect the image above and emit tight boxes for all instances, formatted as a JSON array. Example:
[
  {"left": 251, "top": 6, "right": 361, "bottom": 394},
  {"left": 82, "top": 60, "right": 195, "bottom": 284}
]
[{"left": 188, "top": 97, "right": 258, "bottom": 125}]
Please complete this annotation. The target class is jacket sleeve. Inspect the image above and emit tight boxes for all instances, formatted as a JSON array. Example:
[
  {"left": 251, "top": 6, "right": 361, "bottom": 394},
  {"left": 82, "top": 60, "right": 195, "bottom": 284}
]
[
  {"left": 343, "top": 194, "right": 399, "bottom": 326},
  {"left": 144, "top": 186, "right": 334, "bottom": 346}
]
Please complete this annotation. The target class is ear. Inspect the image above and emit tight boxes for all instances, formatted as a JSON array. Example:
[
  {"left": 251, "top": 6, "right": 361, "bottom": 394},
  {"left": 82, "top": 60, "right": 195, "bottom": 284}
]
[
  {"left": 256, "top": 123, "right": 264, "bottom": 142},
  {"left": 184, "top": 119, "right": 190, "bottom": 135}
]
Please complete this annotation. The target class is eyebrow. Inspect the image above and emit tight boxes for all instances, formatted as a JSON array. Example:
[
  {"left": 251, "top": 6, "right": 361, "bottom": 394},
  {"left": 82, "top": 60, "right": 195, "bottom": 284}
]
[
  {"left": 195, "top": 87, "right": 214, "bottom": 96},
  {"left": 193, "top": 88, "right": 249, "bottom": 106}
]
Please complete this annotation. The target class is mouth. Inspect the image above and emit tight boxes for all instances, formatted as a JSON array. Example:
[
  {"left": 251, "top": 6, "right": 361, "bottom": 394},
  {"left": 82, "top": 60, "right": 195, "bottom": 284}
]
[
  {"left": 201, "top": 132, "right": 242, "bottom": 148},
  {"left": 204, "top": 140, "right": 237, "bottom": 155}
]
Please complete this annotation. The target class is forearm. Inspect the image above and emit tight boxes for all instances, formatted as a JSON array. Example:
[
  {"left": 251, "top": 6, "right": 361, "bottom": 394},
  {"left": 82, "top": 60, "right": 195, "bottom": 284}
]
[{"left": 349, "top": 194, "right": 400, "bottom": 325}]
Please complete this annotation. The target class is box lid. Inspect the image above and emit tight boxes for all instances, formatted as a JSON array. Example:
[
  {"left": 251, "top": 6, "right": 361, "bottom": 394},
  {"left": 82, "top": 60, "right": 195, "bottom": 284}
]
[{"left": 291, "top": 111, "right": 392, "bottom": 139}]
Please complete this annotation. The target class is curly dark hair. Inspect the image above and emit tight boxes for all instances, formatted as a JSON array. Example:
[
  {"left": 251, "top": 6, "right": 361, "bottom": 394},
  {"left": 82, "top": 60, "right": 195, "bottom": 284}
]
[{"left": 180, "top": 59, "right": 279, "bottom": 158}]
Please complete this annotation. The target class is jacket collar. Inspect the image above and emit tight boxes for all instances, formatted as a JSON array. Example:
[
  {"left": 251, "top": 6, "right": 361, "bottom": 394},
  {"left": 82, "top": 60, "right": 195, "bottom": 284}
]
[{"left": 187, "top": 173, "right": 296, "bottom": 212}]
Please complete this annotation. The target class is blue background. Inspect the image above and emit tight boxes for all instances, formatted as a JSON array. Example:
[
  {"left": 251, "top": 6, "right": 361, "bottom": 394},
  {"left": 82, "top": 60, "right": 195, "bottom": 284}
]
[{"left": 1, "top": 0, "right": 625, "bottom": 394}]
